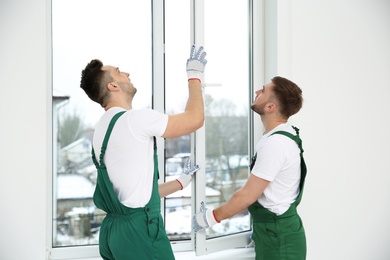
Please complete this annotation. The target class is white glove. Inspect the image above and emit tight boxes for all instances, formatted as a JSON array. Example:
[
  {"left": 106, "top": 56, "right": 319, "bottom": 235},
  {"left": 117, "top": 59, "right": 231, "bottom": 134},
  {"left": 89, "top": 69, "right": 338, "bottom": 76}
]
[
  {"left": 192, "top": 201, "right": 219, "bottom": 233},
  {"left": 186, "top": 44, "right": 207, "bottom": 82},
  {"left": 176, "top": 159, "right": 200, "bottom": 190}
]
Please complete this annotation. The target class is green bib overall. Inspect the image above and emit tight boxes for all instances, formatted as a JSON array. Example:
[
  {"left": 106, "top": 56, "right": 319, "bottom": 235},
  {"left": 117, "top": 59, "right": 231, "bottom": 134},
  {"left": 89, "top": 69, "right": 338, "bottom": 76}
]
[
  {"left": 248, "top": 126, "right": 307, "bottom": 260},
  {"left": 91, "top": 111, "right": 175, "bottom": 260}
]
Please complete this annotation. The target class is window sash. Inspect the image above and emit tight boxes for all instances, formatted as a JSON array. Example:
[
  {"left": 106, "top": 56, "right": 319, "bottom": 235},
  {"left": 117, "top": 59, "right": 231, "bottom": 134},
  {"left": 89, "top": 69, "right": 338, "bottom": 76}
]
[{"left": 193, "top": 0, "right": 257, "bottom": 255}]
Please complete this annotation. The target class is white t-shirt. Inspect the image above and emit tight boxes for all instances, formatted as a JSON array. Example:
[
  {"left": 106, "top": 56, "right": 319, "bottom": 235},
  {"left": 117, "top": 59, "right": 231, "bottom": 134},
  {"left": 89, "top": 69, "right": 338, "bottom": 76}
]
[
  {"left": 93, "top": 107, "right": 168, "bottom": 208},
  {"left": 251, "top": 123, "right": 301, "bottom": 215}
]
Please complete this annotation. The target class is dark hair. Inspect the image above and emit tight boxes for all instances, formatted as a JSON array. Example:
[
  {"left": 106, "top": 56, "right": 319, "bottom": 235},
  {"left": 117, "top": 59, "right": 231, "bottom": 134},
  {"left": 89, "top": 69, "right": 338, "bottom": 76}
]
[
  {"left": 80, "top": 59, "right": 112, "bottom": 107},
  {"left": 271, "top": 76, "right": 303, "bottom": 118}
]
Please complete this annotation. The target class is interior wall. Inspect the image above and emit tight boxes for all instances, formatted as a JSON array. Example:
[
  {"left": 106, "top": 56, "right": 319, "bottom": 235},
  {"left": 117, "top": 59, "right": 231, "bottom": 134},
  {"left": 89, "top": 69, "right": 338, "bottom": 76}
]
[
  {"left": 0, "top": 0, "right": 49, "bottom": 259},
  {"left": 274, "top": 1, "right": 390, "bottom": 259},
  {"left": 0, "top": 0, "right": 389, "bottom": 260}
]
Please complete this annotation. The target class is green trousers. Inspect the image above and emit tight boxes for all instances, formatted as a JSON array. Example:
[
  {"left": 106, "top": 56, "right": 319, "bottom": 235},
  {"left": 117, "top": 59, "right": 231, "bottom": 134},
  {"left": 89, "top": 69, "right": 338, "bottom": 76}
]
[
  {"left": 249, "top": 203, "right": 306, "bottom": 260},
  {"left": 92, "top": 112, "right": 174, "bottom": 260},
  {"left": 98, "top": 207, "right": 174, "bottom": 260}
]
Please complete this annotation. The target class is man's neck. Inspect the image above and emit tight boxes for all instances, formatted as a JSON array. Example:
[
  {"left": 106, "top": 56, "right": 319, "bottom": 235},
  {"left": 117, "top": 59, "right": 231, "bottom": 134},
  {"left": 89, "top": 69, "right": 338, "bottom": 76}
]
[
  {"left": 104, "top": 100, "right": 132, "bottom": 111},
  {"left": 261, "top": 117, "right": 288, "bottom": 134}
]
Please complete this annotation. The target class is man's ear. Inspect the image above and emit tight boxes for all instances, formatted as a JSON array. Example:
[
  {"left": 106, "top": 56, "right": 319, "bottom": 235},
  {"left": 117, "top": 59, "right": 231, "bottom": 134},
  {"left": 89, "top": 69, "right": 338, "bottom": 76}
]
[
  {"left": 266, "top": 102, "right": 277, "bottom": 112},
  {"left": 107, "top": 82, "right": 120, "bottom": 92}
]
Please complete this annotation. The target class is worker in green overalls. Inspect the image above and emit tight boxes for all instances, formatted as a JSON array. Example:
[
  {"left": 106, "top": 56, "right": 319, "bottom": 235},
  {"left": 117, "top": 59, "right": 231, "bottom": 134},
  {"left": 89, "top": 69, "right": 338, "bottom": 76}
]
[
  {"left": 193, "top": 76, "right": 307, "bottom": 260},
  {"left": 80, "top": 45, "right": 208, "bottom": 259}
]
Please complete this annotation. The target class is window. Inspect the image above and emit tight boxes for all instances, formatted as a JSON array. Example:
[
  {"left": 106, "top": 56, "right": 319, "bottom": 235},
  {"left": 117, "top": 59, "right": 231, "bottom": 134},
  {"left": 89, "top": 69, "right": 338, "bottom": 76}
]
[
  {"left": 51, "top": 0, "right": 262, "bottom": 258},
  {"left": 203, "top": 0, "right": 251, "bottom": 238},
  {"left": 193, "top": 0, "right": 254, "bottom": 255},
  {"left": 164, "top": 2, "right": 253, "bottom": 253}
]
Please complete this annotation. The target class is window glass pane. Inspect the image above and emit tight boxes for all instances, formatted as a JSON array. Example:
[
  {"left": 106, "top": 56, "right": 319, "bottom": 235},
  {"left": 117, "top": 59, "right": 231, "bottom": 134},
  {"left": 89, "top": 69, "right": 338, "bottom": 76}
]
[
  {"left": 164, "top": 0, "right": 192, "bottom": 241},
  {"left": 52, "top": 0, "right": 151, "bottom": 247},
  {"left": 204, "top": 0, "right": 251, "bottom": 239}
]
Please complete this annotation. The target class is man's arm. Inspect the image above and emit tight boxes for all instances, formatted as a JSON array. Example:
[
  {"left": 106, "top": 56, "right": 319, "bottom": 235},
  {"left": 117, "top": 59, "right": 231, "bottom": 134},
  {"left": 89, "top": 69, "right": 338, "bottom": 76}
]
[
  {"left": 192, "top": 174, "right": 269, "bottom": 232},
  {"left": 159, "top": 159, "right": 200, "bottom": 198},
  {"left": 158, "top": 180, "right": 182, "bottom": 198},
  {"left": 162, "top": 45, "right": 207, "bottom": 138},
  {"left": 213, "top": 174, "right": 270, "bottom": 221},
  {"left": 162, "top": 79, "right": 204, "bottom": 138},
  {"left": 193, "top": 174, "right": 270, "bottom": 232}
]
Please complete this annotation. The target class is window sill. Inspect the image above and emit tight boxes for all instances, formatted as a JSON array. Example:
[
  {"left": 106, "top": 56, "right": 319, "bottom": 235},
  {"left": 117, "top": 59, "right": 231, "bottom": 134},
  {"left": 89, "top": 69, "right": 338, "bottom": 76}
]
[
  {"left": 73, "top": 248, "right": 255, "bottom": 260},
  {"left": 175, "top": 247, "right": 255, "bottom": 260}
]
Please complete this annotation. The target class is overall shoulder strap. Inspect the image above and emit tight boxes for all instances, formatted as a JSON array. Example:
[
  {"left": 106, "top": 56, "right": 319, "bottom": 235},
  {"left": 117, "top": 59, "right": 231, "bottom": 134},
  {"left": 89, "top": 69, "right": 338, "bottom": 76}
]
[
  {"left": 92, "top": 111, "right": 126, "bottom": 167},
  {"left": 271, "top": 126, "right": 307, "bottom": 206},
  {"left": 271, "top": 126, "right": 304, "bottom": 154}
]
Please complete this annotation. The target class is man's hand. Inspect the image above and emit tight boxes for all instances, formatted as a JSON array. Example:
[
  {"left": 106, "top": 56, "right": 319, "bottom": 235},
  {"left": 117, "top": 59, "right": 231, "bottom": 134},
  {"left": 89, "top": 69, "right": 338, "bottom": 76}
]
[
  {"left": 186, "top": 44, "right": 207, "bottom": 82},
  {"left": 192, "top": 201, "right": 220, "bottom": 233},
  {"left": 176, "top": 159, "right": 200, "bottom": 190}
]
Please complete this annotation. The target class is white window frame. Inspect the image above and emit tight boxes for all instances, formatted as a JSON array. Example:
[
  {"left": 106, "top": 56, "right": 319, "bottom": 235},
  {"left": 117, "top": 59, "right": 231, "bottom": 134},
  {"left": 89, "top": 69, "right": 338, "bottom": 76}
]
[{"left": 192, "top": 0, "right": 265, "bottom": 256}]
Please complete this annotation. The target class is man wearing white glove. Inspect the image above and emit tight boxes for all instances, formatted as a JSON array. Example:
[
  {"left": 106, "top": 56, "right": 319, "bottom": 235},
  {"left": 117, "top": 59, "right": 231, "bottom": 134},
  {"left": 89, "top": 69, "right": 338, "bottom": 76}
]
[
  {"left": 193, "top": 77, "right": 307, "bottom": 260},
  {"left": 186, "top": 44, "right": 207, "bottom": 84},
  {"left": 176, "top": 159, "right": 200, "bottom": 189},
  {"left": 192, "top": 201, "right": 220, "bottom": 232},
  {"left": 80, "top": 44, "right": 207, "bottom": 260}
]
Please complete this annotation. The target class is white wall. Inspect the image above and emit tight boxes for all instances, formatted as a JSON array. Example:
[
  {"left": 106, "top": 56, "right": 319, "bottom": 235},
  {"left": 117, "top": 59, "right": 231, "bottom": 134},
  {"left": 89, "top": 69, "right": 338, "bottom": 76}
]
[
  {"left": 0, "top": 0, "right": 50, "bottom": 260},
  {"left": 279, "top": 1, "right": 390, "bottom": 259},
  {"left": 0, "top": 0, "right": 389, "bottom": 259}
]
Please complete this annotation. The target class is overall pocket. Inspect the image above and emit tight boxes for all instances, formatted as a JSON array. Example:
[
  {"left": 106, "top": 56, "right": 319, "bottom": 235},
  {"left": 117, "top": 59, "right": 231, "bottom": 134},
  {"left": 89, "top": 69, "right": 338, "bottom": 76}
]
[{"left": 147, "top": 212, "right": 161, "bottom": 242}]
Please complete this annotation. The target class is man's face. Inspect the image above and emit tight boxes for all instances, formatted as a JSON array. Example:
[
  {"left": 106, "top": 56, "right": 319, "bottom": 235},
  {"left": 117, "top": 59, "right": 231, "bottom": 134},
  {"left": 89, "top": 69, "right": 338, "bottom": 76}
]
[
  {"left": 251, "top": 81, "right": 274, "bottom": 115},
  {"left": 103, "top": 65, "right": 137, "bottom": 96}
]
